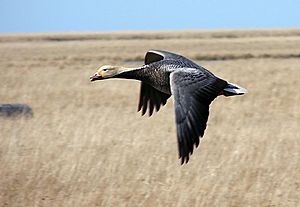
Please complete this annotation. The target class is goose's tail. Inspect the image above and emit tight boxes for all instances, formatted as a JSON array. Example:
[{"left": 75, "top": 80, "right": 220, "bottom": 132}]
[{"left": 222, "top": 82, "right": 248, "bottom": 96}]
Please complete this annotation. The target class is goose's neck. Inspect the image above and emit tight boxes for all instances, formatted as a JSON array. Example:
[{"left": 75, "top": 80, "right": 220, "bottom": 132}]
[
  {"left": 116, "top": 65, "right": 146, "bottom": 80},
  {"left": 119, "top": 66, "right": 142, "bottom": 73}
]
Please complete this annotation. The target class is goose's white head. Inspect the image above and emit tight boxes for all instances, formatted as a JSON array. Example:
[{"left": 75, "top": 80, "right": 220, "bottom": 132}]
[{"left": 90, "top": 65, "right": 122, "bottom": 81}]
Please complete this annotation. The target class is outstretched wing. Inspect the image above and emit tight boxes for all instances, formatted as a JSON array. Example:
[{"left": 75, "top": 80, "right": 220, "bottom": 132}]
[
  {"left": 138, "top": 82, "right": 170, "bottom": 116},
  {"left": 170, "top": 69, "right": 227, "bottom": 164},
  {"left": 145, "top": 49, "right": 201, "bottom": 68}
]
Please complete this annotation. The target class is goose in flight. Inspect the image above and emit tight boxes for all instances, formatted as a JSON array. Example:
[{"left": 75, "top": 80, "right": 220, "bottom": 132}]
[{"left": 90, "top": 50, "right": 247, "bottom": 164}]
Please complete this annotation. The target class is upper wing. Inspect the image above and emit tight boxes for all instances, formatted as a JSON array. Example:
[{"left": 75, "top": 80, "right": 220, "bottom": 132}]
[
  {"left": 138, "top": 82, "right": 171, "bottom": 116},
  {"left": 170, "top": 69, "right": 227, "bottom": 164},
  {"left": 145, "top": 50, "right": 201, "bottom": 69}
]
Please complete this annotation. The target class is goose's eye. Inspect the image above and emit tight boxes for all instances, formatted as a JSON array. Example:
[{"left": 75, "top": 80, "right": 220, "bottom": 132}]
[{"left": 103, "top": 69, "right": 108, "bottom": 72}]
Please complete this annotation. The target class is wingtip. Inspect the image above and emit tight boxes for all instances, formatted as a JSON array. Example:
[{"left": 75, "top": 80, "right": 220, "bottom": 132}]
[{"left": 179, "top": 155, "right": 190, "bottom": 165}]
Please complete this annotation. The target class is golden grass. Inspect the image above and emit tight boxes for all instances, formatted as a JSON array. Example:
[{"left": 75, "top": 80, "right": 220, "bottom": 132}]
[{"left": 0, "top": 29, "right": 299, "bottom": 207}]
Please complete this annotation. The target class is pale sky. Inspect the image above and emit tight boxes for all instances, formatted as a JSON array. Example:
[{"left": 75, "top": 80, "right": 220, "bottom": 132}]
[{"left": 0, "top": 0, "right": 299, "bottom": 33}]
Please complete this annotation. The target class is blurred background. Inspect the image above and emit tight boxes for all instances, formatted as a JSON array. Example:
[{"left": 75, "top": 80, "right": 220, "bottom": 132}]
[{"left": 0, "top": 1, "right": 299, "bottom": 207}]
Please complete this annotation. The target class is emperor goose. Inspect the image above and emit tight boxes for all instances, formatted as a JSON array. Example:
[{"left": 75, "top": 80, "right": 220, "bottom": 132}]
[{"left": 90, "top": 50, "right": 247, "bottom": 164}]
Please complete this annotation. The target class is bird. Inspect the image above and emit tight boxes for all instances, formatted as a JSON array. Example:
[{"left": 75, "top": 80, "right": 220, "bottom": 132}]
[{"left": 90, "top": 50, "right": 247, "bottom": 164}]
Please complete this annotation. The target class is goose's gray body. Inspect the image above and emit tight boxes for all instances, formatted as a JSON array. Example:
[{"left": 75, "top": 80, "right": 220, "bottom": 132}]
[
  {"left": 118, "top": 50, "right": 217, "bottom": 95},
  {"left": 91, "top": 50, "right": 247, "bottom": 164}
]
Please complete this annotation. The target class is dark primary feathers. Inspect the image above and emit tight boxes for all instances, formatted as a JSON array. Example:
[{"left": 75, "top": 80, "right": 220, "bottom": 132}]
[
  {"left": 91, "top": 50, "right": 247, "bottom": 164},
  {"left": 138, "top": 82, "right": 170, "bottom": 116},
  {"left": 170, "top": 70, "right": 227, "bottom": 164}
]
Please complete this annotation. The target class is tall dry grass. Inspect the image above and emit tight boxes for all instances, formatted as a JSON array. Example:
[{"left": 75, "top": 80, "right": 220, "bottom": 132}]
[{"left": 0, "top": 29, "right": 299, "bottom": 207}]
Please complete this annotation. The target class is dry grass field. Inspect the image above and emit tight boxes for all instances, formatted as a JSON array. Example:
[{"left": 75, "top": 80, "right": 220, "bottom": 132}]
[{"left": 0, "top": 29, "right": 299, "bottom": 207}]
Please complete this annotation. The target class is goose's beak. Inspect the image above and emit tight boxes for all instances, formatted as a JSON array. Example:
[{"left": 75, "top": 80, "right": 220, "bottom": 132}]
[{"left": 90, "top": 72, "right": 103, "bottom": 82}]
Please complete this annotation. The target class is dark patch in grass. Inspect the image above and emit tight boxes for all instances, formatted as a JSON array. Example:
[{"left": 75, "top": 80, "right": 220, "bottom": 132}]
[{"left": 0, "top": 104, "right": 33, "bottom": 118}]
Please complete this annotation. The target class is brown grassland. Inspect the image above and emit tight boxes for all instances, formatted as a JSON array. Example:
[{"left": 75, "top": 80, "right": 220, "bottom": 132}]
[{"left": 0, "top": 29, "right": 300, "bottom": 207}]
